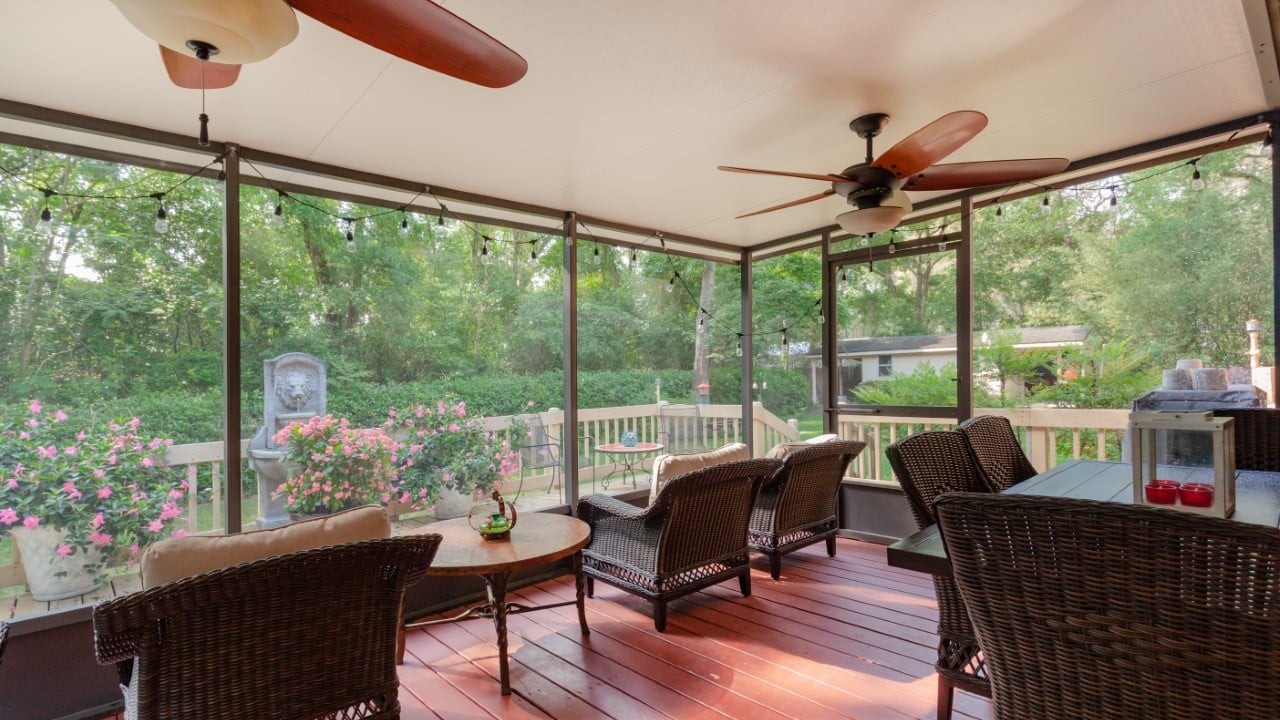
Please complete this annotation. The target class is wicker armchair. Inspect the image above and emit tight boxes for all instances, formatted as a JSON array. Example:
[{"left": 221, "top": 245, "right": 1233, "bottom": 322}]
[
  {"left": 578, "top": 457, "right": 782, "bottom": 631},
  {"left": 1214, "top": 408, "right": 1280, "bottom": 472},
  {"left": 93, "top": 536, "right": 442, "bottom": 720},
  {"left": 885, "top": 430, "right": 990, "bottom": 720},
  {"left": 936, "top": 492, "right": 1280, "bottom": 720},
  {"left": 749, "top": 439, "right": 865, "bottom": 579},
  {"left": 0, "top": 621, "right": 7, "bottom": 668},
  {"left": 955, "top": 415, "right": 1038, "bottom": 491}
]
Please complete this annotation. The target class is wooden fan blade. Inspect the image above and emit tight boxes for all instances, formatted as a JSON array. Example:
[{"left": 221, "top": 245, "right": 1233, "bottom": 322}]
[
  {"left": 718, "top": 166, "right": 849, "bottom": 183},
  {"left": 872, "top": 110, "right": 988, "bottom": 179},
  {"left": 901, "top": 158, "right": 1070, "bottom": 191},
  {"left": 159, "top": 45, "right": 241, "bottom": 89},
  {"left": 736, "top": 190, "right": 836, "bottom": 219},
  {"left": 291, "top": 0, "right": 527, "bottom": 88}
]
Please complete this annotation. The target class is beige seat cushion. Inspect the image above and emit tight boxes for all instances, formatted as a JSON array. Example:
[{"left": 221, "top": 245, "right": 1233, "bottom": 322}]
[
  {"left": 140, "top": 505, "right": 391, "bottom": 589},
  {"left": 649, "top": 442, "right": 750, "bottom": 504},
  {"left": 766, "top": 433, "right": 842, "bottom": 460}
]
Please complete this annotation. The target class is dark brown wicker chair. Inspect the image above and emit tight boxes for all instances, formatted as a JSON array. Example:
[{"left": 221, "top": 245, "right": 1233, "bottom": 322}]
[
  {"left": 955, "top": 415, "right": 1038, "bottom": 491},
  {"left": 937, "top": 492, "right": 1280, "bottom": 720},
  {"left": 0, "top": 621, "right": 7, "bottom": 667},
  {"left": 578, "top": 457, "right": 783, "bottom": 631},
  {"left": 885, "top": 430, "right": 990, "bottom": 720},
  {"left": 1213, "top": 407, "right": 1280, "bottom": 471},
  {"left": 749, "top": 439, "right": 865, "bottom": 579},
  {"left": 93, "top": 535, "right": 442, "bottom": 720}
]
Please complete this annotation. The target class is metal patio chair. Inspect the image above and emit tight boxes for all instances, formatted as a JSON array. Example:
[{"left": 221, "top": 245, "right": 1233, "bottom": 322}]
[
  {"left": 657, "top": 403, "right": 710, "bottom": 455},
  {"left": 515, "top": 412, "right": 594, "bottom": 494}
]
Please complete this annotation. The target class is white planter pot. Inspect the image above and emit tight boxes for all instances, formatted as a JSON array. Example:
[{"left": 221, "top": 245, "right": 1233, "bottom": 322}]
[
  {"left": 10, "top": 525, "right": 106, "bottom": 601},
  {"left": 433, "top": 487, "right": 475, "bottom": 520}
]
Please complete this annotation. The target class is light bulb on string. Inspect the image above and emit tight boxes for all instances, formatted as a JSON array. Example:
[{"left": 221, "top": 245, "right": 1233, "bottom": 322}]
[
  {"left": 400, "top": 213, "right": 409, "bottom": 235},
  {"left": 1108, "top": 186, "right": 1118, "bottom": 209},
  {"left": 666, "top": 271, "right": 679, "bottom": 293},
  {"left": 858, "top": 234, "right": 870, "bottom": 247},
  {"left": 481, "top": 236, "right": 492, "bottom": 265},
  {"left": 888, "top": 240, "right": 896, "bottom": 254},
  {"left": 153, "top": 193, "right": 169, "bottom": 234},
  {"left": 630, "top": 248, "right": 637, "bottom": 264},
  {"left": 344, "top": 218, "right": 356, "bottom": 252},
  {"left": 735, "top": 338, "right": 743, "bottom": 357},
  {"left": 272, "top": 191, "right": 284, "bottom": 224},
  {"left": 593, "top": 244, "right": 601, "bottom": 265},
  {"left": 1190, "top": 161, "right": 1205, "bottom": 191},
  {"left": 994, "top": 202, "right": 1003, "bottom": 220},
  {"left": 1040, "top": 193, "right": 1051, "bottom": 213},
  {"left": 818, "top": 309, "right": 825, "bottom": 325},
  {"left": 937, "top": 240, "right": 947, "bottom": 252},
  {"left": 530, "top": 242, "right": 538, "bottom": 261},
  {"left": 839, "top": 267, "right": 847, "bottom": 283},
  {"left": 36, "top": 188, "right": 54, "bottom": 235}
]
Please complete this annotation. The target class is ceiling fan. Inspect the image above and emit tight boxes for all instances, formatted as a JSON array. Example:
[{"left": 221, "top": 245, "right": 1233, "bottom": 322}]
[
  {"left": 719, "top": 111, "right": 1069, "bottom": 235},
  {"left": 111, "top": 0, "right": 528, "bottom": 91}
]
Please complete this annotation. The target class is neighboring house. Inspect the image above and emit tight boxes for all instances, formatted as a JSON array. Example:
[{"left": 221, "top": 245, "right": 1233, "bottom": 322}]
[{"left": 804, "top": 325, "right": 1092, "bottom": 404}]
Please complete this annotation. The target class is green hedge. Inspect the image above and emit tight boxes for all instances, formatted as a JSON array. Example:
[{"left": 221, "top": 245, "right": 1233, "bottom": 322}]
[{"left": 2, "top": 367, "right": 813, "bottom": 444}]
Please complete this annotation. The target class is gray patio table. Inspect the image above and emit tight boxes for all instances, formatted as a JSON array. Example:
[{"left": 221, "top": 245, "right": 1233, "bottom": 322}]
[{"left": 886, "top": 458, "right": 1280, "bottom": 576}]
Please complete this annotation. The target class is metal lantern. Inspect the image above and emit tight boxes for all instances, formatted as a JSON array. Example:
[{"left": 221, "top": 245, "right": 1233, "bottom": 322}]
[{"left": 1130, "top": 411, "right": 1235, "bottom": 518}]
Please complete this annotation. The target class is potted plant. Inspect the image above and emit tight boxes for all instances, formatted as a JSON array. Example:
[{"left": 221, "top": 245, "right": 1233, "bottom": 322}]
[
  {"left": 0, "top": 400, "right": 188, "bottom": 600},
  {"left": 392, "top": 399, "right": 519, "bottom": 519},
  {"left": 271, "top": 414, "right": 401, "bottom": 518}
]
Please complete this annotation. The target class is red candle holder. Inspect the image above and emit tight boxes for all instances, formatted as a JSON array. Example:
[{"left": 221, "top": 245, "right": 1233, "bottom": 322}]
[
  {"left": 1179, "top": 482, "right": 1214, "bottom": 508},
  {"left": 1144, "top": 480, "right": 1180, "bottom": 505}
]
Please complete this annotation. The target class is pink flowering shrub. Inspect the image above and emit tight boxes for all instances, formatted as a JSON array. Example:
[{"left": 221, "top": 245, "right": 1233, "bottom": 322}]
[
  {"left": 391, "top": 398, "right": 519, "bottom": 506},
  {"left": 272, "top": 414, "right": 401, "bottom": 515},
  {"left": 0, "top": 400, "right": 187, "bottom": 581}
]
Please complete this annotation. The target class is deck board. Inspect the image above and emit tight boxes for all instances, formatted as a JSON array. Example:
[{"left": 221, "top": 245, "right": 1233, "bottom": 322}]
[{"left": 401, "top": 538, "right": 992, "bottom": 720}]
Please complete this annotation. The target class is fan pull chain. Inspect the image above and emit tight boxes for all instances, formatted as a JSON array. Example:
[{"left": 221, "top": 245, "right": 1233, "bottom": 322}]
[{"left": 198, "top": 59, "right": 210, "bottom": 147}]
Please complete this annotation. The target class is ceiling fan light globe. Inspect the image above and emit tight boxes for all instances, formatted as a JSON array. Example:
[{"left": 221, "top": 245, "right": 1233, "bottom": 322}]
[
  {"left": 112, "top": 0, "right": 299, "bottom": 64},
  {"left": 836, "top": 206, "right": 905, "bottom": 235}
]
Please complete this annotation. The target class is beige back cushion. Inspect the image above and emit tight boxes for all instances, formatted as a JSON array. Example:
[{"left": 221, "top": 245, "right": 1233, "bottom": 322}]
[
  {"left": 649, "top": 442, "right": 750, "bottom": 504},
  {"left": 140, "top": 505, "right": 391, "bottom": 589},
  {"left": 766, "top": 433, "right": 842, "bottom": 460}
]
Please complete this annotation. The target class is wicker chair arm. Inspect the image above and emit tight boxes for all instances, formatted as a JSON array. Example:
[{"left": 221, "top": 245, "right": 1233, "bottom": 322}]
[{"left": 577, "top": 493, "right": 652, "bottom": 523}]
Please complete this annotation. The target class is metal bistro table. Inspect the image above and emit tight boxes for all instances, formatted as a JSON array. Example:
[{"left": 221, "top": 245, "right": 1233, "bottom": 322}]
[
  {"left": 887, "top": 459, "right": 1280, "bottom": 576},
  {"left": 596, "top": 441, "right": 663, "bottom": 489},
  {"left": 401, "top": 512, "right": 591, "bottom": 695}
]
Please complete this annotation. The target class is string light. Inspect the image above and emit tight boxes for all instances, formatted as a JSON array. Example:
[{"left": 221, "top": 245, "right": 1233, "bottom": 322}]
[
  {"left": 780, "top": 320, "right": 788, "bottom": 350},
  {"left": 152, "top": 193, "right": 169, "bottom": 234},
  {"left": 888, "top": 239, "right": 896, "bottom": 254},
  {"left": 36, "top": 188, "right": 54, "bottom": 235},
  {"left": 735, "top": 336, "right": 743, "bottom": 357},
  {"left": 839, "top": 266, "right": 847, "bottom": 282},
  {"left": 858, "top": 234, "right": 870, "bottom": 247},
  {"left": 818, "top": 309, "right": 825, "bottom": 324},
  {"left": 666, "top": 271, "right": 679, "bottom": 292},
  {"left": 272, "top": 190, "right": 284, "bottom": 223},
  {"left": 1040, "top": 193, "right": 1051, "bottom": 213},
  {"left": 937, "top": 240, "right": 946, "bottom": 252},
  {"left": 593, "top": 244, "right": 601, "bottom": 264},
  {"left": 631, "top": 247, "right": 637, "bottom": 264},
  {"left": 994, "top": 202, "right": 1003, "bottom": 219},
  {"left": 400, "top": 212, "right": 409, "bottom": 235},
  {"left": 344, "top": 218, "right": 356, "bottom": 252},
  {"left": 481, "top": 235, "right": 492, "bottom": 265},
  {"left": 1108, "top": 186, "right": 1118, "bottom": 209},
  {"left": 1190, "top": 160, "right": 1205, "bottom": 191}
]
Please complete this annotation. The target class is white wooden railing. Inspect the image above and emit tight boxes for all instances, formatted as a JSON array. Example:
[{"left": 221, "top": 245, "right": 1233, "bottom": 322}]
[{"left": 837, "top": 407, "right": 1132, "bottom": 483}]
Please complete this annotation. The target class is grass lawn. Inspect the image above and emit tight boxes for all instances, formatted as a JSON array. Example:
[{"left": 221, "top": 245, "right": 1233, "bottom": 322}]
[{"left": 795, "top": 409, "right": 824, "bottom": 440}]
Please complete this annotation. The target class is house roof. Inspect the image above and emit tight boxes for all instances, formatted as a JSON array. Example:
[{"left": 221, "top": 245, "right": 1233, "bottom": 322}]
[
  {"left": 0, "top": 2, "right": 1276, "bottom": 258},
  {"left": 814, "top": 325, "right": 1092, "bottom": 357}
]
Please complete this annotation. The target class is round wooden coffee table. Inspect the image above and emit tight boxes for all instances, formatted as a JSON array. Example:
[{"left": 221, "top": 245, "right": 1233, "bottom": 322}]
[{"left": 401, "top": 512, "right": 590, "bottom": 695}]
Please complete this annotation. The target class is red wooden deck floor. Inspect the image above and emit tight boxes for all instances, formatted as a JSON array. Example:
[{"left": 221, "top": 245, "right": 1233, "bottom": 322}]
[{"left": 397, "top": 538, "right": 993, "bottom": 720}]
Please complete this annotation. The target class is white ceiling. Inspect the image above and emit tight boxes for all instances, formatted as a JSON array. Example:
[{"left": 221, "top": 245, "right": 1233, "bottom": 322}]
[{"left": 0, "top": 0, "right": 1275, "bottom": 254}]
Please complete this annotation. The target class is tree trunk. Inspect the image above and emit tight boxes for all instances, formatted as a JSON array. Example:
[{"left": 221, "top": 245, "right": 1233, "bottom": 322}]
[{"left": 692, "top": 264, "right": 715, "bottom": 398}]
